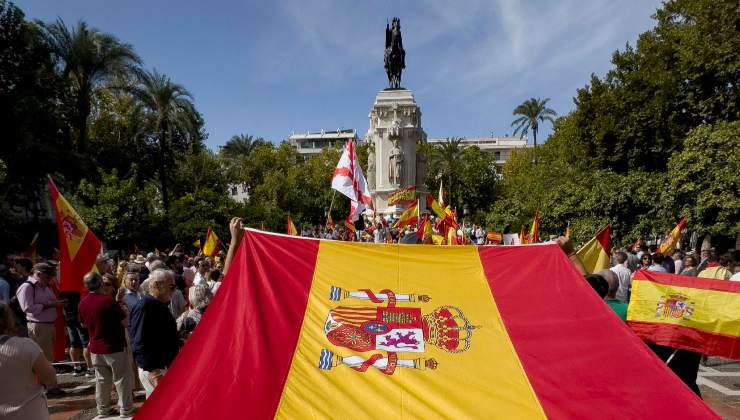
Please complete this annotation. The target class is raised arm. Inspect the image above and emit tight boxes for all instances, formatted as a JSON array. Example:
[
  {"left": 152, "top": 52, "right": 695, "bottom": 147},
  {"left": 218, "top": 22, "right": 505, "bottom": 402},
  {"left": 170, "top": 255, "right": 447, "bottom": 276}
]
[{"left": 223, "top": 217, "right": 244, "bottom": 276}]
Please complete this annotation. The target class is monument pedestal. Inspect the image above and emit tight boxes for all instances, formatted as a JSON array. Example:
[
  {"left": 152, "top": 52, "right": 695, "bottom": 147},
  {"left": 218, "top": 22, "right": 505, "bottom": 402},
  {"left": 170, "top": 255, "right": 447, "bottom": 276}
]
[{"left": 365, "top": 89, "right": 428, "bottom": 216}]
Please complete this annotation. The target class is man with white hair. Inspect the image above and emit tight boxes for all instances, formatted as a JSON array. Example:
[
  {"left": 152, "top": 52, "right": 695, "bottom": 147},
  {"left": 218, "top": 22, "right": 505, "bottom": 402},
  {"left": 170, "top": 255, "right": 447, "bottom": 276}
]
[
  {"left": 598, "top": 269, "right": 628, "bottom": 321},
  {"left": 129, "top": 269, "right": 180, "bottom": 398},
  {"left": 610, "top": 252, "right": 632, "bottom": 303}
]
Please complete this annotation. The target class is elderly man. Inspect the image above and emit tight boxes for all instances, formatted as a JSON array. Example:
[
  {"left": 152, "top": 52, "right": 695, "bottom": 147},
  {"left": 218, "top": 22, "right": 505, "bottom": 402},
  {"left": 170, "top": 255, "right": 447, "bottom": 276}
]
[
  {"left": 78, "top": 272, "right": 134, "bottom": 418},
  {"left": 16, "top": 262, "right": 66, "bottom": 361},
  {"left": 129, "top": 269, "right": 180, "bottom": 398},
  {"left": 598, "top": 269, "right": 628, "bottom": 321}
]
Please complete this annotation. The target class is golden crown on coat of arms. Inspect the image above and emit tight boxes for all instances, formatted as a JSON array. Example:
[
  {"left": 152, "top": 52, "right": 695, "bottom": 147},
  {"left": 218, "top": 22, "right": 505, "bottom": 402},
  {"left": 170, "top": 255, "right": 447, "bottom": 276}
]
[{"left": 422, "top": 306, "right": 480, "bottom": 353}]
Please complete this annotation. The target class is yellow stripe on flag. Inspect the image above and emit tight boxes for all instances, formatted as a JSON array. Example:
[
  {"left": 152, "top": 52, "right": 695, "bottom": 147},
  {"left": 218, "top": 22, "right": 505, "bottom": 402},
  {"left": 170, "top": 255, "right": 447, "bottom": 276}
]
[
  {"left": 55, "top": 194, "right": 90, "bottom": 260},
  {"left": 275, "top": 242, "right": 545, "bottom": 419},
  {"left": 628, "top": 279, "right": 740, "bottom": 337},
  {"left": 576, "top": 226, "right": 611, "bottom": 274}
]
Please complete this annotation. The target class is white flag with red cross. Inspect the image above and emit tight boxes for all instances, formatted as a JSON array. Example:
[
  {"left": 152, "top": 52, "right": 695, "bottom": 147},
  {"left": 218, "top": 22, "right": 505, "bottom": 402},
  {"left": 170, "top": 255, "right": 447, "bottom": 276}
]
[{"left": 332, "top": 139, "right": 373, "bottom": 221}]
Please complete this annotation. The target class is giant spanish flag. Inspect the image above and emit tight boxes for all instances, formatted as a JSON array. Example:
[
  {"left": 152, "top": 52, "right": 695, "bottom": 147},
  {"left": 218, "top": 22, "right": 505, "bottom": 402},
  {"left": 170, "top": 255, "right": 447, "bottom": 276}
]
[
  {"left": 135, "top": 230, "right": 715, "bottom": 419},
  {"left": 576, "top": 224, "right": 612, "bottom": 273},
  {"left": 628, "top": 270, "right": 740, "bottom": 360},
  {"left": 48, "top": 176, "right": 101, "bottom": 292}
]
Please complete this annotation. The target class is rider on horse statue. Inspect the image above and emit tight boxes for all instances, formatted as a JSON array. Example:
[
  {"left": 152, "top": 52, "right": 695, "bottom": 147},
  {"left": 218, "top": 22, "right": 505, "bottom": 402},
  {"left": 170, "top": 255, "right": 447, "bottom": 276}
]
[{"left": 384, "top": 17, "right": 406, "bottom": 89}]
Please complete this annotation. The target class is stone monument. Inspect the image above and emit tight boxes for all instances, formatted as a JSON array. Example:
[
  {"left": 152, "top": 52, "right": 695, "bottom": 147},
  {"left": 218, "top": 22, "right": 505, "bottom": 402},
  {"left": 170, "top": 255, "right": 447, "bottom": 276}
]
[{"left": 365, "top": 17, "right": 427, "bottom": 215}]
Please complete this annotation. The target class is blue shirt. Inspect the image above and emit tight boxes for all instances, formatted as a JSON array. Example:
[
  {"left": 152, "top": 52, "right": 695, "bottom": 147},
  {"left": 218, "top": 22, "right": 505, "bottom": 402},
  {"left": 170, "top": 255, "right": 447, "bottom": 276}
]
[
  {"left": 129, "top": 295, "right": 179, "bottom": 371},
  {"left": 647, "top": 264, "right": 668, "bottom": 273},
  {"left": 0, "top": 277, "right": 9, "bottom": 304}
]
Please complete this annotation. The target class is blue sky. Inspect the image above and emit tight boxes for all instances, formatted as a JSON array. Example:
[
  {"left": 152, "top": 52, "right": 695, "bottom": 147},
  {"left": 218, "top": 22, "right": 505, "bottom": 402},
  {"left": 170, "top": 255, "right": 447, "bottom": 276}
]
[{"left": 18, "top": 0, "right": 662, "bottom": 150}]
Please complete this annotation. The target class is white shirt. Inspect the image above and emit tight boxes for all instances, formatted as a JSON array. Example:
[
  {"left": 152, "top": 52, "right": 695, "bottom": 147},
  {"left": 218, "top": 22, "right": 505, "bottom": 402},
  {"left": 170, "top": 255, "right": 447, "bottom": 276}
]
[
  {"left": 730, "top": 272, "right": 740, "bottom": 282},
  {"left": 194, "top": 272, "right": 207, "bottom": 286},
  {"left": 611, "top": 265, "right": 632, "bottom": 303}
]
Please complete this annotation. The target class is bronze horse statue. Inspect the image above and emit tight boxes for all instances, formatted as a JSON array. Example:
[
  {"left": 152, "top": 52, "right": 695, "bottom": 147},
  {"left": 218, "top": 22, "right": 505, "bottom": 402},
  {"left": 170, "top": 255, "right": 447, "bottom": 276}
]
[{"left": 384, "top": 17, "right": 406, "bottom": 89}]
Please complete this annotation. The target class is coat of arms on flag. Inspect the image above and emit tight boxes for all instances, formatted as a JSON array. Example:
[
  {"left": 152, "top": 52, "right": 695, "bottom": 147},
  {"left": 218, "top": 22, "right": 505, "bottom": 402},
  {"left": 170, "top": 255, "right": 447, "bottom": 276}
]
[{"left": 319, "top": 287, "right": 478, "bottom": 374}]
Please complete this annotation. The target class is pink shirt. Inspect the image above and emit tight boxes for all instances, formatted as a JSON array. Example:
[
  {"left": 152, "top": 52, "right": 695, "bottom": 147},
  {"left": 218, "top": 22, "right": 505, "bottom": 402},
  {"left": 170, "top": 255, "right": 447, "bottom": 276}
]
[{"left": 16, "top": 276, "right": 57, "bottom": 323}]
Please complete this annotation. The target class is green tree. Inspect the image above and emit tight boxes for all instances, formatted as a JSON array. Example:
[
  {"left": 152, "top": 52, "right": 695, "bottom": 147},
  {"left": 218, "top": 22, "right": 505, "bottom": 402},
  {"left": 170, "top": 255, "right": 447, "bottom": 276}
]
[
  {"left": 427, "top": 138, "right": 464, "bottom": 206},
  {"left": 665, "top": 122, "right": 740, "bottom": 235},
  {"left": 220, "top": 134, "right": 266, "bottom": 158},
  {"left": 39, "top": 19, "right": 140, "bottom": 152},
  {"left": 511, "top": 97, "right": 557, "bottom": 161},
  {"left": 129, "top": 68, "right": 200, "bottom": 211},
  {"left": 168, "top": 188, "right": 234, "bottom": 244},
  {"left": 75, "top": 166, "right": 159, "bottom": 250}
]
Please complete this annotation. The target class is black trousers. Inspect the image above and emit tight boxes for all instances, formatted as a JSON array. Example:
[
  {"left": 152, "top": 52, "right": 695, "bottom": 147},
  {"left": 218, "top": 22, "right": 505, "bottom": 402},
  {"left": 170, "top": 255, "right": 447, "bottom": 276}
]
[{"left": 649, "top": 344, "right": 702, "bottom": 397}]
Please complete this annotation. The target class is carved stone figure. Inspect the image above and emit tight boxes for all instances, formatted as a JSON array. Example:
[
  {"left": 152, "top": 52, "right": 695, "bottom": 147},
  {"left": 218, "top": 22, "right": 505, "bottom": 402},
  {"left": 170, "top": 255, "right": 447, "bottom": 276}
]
[
  {"left": 367, "top": 144, "right": 376, "bottom": 190},
  {"left": 384, "top": 17, "right": 406, "bottom": 89},
  {"left": 416, "top": 145, "right": 427, "bottom": 187},
  {"left": 388, "top": 139, "right": 403, "bottom": 186}
]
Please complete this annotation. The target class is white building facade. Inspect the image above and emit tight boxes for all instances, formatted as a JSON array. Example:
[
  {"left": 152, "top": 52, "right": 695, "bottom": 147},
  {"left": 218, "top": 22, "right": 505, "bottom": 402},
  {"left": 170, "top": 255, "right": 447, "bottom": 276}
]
[
  {"left": 288, "top": 129, "right": 359, "bottom": 157},
  {"left": 426, "top": 136, "right": 530, "bottom": 168}
]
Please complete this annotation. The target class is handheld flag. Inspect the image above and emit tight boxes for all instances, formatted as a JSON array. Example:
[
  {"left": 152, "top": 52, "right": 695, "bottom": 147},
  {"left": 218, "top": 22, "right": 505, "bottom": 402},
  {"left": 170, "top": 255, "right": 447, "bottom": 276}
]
[
  {"left": 48, "top": 176, "right": 101, "bottom": 292},
  {"left": 446, "top": 225, "right": 459, "bottom": 245},
  {"left": 628, "top": 270, "right": 740, "bottom": 360},
  {"left": 630, "top": 236, "right": 641, "bottom": 253},
  {"left": 387, "top": 186, "right": 417, "bottom": 206},
  {"left": 332, "top": 139, "right": 373, "bottom": 221},
  {"left": 519, "top": 225, "right": 526, "bottom": 245},
  {"left": 202, "top": 227, "right": 220, "bottom": 257},
  {"left": 344, "top": 218, "right": 357, "bottom": 233},
  {"left": 287, "top": 216, "right": 298, "bottom": 236},
  {"left": 658, "top": 217, "right": 686, "bottom": 256},
  {"left": 528, "top": 210, "right": 539, "bottom": 243},
  {"left": 134, "top": 230, "right": 716, "bottom": 419},
  {"left": 393, "top": 201, "right": 419, "bottom": 229},
  {"left": 486, "top": 231, "right": 503, "bottom": 244},
  {"left": 192, "top": 239, "right": 201, "bottom": 248},
  {"left": 25, "top": 232, "right": 40, "bottom": 259},
  {"left": 438, "top": 180, "right": 445, "bottom": 208},
  {"left": 326, "top": 212, "right": 334, "bottom": 230},
  {"left": 575, "top": 225, "right": 612, "bottom": 273}
]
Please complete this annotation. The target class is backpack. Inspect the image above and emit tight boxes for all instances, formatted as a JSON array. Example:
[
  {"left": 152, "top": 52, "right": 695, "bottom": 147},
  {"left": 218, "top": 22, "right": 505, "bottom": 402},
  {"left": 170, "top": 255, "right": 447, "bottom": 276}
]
[{"left": 9, "top": 280, "right": 35, "bottom": 325}]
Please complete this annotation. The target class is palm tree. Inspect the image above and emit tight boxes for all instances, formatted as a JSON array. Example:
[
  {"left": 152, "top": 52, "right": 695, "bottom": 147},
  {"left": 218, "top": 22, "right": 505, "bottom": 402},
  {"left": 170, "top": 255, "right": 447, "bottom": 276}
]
[
  {"left": 511, "top": 98, "right": 557, "bottom": 162},
  {"left": 430, "top": 137, "right": 464, "bottom": 206},
  {"left": 220, "top": 134, "right": 261, "bottom": 157},
  {"left": 129, "top": 69, "right": 198, "bottom": 210},
  {"left": 40, "top": 19, "right": 140, "bottom": 152}
]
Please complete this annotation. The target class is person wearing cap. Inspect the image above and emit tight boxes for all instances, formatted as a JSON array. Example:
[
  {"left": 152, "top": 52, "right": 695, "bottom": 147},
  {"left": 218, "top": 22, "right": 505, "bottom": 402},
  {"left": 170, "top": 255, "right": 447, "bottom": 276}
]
[{"left": 15, "top": 263, "right": 67, "bottom": 361}]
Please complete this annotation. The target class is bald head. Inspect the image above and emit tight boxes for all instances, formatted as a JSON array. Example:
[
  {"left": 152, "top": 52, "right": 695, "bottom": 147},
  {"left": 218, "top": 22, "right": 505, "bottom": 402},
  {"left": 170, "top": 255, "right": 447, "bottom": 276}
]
[{"left": 598, "top": 269, "right": 619, "bottom": 298}]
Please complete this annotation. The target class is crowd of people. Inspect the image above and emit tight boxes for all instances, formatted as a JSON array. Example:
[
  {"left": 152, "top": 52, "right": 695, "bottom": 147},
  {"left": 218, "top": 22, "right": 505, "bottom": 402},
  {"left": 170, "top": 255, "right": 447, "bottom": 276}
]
[
  {"left": 0, "top": 215, "right": 739, "bottom": 418},
  {"left": 0, "top": 218, "right": 244, "bottom": 419}
]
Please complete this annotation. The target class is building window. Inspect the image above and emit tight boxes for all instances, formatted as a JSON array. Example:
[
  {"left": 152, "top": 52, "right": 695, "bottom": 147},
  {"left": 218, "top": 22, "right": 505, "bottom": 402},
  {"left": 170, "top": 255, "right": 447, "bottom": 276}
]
[
  {"left": 231, "top": 186, "right": 238, "bottom": 196},
  {"left": 494, "top": 151, "right": 501, "bottom": 161}
]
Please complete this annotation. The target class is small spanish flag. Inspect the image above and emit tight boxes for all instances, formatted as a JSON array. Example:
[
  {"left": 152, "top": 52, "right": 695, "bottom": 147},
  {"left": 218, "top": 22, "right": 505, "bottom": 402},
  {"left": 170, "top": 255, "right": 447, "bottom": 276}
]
[
  {"left": 628, "top": 269, "right": 740, "bottom": 359},
  {"left": 326, "top": 213, "right": 334, "bottom": 230},
  {"left": 192, "top": 239, "right": 201, "bottom": 248},
  {"left": 658, "top": 217, "right": 686, "bottom": 256},
  {"left": 519, "top": 225, "right": 526, "bottom": 245},
  {"left": 202, "top": 227, "right": 220, "bottom": 257},
  {"left": 287, "top": 216, "right": 298, "bottom": 236},
  {"left": 134, "top": 231, "right": 715, "bottom": 419},
  {"left": 393, "top": 201, "right": 419, "bottom": 229},
  {"left": 528, "top": 209, "right": 539, "bottom": 243},
  {"left": 576, "top": 225, "right": 612, "bottom": 273}
]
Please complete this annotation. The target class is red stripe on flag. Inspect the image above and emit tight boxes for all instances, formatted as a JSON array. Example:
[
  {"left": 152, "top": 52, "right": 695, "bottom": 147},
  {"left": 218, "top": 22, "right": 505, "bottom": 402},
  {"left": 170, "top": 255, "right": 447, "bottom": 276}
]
[
  {"left": 478, "top": 245, "right": 715, "bottom": 419},
  {"left": 135, "top": 231, "right": 319, "bottom": 419},
  {"left": 628, "top": 321, "right": 740, "bottom": 360},
  {"left": 633, "top": 269, "right": 740, "bottom": 292}
]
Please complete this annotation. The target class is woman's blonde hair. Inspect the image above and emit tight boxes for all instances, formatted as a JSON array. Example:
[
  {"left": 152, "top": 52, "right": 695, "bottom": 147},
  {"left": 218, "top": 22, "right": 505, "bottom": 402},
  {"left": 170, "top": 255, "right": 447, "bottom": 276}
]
[{"left": 0, "top": 303, "right": 20, "bottom": 336}]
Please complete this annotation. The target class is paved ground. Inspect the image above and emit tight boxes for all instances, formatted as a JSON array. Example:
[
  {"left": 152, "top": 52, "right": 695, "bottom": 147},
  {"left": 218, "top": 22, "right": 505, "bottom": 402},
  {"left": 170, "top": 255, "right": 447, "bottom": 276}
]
[{"left": 46, "top": 357, "right": 740, "bottom": 419}]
